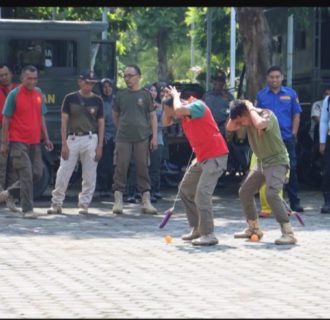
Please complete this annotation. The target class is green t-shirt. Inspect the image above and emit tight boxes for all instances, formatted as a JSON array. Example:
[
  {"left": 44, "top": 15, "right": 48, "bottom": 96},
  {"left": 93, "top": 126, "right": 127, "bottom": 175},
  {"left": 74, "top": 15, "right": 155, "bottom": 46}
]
[
  {"left": 247, "top": 110, "right": 289, "bottom": 168},
  {"left": 113, "top": 88, "right": 154, "bottom": 142},
  {"left": 62, "top": 92, "right": 104, "bottom": 134}
]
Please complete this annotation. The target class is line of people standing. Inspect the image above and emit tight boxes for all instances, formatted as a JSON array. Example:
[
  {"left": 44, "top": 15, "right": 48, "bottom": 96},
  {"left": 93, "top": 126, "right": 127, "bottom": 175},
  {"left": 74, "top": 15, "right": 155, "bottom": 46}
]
[{"left": 1, "top": 61, "right": 329, "bottom": 248}]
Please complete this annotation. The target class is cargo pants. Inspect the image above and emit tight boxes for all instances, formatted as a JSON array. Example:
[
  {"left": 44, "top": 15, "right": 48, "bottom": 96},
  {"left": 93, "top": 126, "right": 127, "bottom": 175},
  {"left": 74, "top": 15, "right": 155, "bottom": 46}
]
[
  {"left": 179, "top": 155, "right": 228, "bottom": 236},
  {"left": 239, "top": 163, "right": 290, "bottom": 223},
  {"left": 51, "top": 134, "right": 98, "bottom": 208},
  {"left": 7, "top": 142, "right": 43, "bottom": 212}
]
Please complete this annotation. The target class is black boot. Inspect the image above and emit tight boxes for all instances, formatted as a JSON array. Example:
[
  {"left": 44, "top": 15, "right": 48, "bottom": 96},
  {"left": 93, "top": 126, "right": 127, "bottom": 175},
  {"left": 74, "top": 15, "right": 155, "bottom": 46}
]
[
  {"left": 321, "top": 192, "right": 330, "bottom": 214},
  {"left": 290, "top": 200, "right": 304, "bottom": 212}
]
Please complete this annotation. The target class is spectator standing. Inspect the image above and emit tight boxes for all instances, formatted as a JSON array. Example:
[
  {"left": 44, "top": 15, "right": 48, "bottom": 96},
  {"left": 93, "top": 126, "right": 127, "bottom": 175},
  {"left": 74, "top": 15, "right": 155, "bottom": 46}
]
[
  {"left": 227, "top": 99, "right": 297, "bottom": 245},
  {"left": 311, "top": 87, "right": 330, "bottom": 150},
  {"left": 112, "top": 65, "right": 158, "bottom": 215},
  {"left": 0, "top": 65, "right": 53, "bottom": 217},
  {"left": 47, "top": 70, "right": 104, "bottom": 215},
  {"left": 163, "top": 86, "right": 229, "bottom": 246},
  {"left": 0, "top": 64, "right": 18, "bottom": 199},
  {"left": 203, "top": 70, "right": 233, "bottom": 136},
  {"left": 126, "top": 83, "right": 164, "bottom": 203},
  {"left": 256, "top": 66, "right": 303, "bottom": 212},
  {"left": 319, "top": 93, "right": 330, "bottom": 213},
  {"left": 148, "top": 83, "right": 165, "bottom": 201},
  {"left": 96, "top": 78, "right": 116, "bottom": 198}
]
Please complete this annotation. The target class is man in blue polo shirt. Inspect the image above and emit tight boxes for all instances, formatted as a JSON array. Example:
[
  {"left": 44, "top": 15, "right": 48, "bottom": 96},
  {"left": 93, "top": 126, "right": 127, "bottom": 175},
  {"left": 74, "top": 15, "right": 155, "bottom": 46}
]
[{"left": 256, "top": 66, "right": 303, "bottom": 212}]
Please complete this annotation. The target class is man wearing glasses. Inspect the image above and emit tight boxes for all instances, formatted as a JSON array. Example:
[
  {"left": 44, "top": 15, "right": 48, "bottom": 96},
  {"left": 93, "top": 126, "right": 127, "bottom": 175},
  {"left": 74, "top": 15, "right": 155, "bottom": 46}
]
[{"left": 112, "top": 65, "right": 158, "bottom": 215}]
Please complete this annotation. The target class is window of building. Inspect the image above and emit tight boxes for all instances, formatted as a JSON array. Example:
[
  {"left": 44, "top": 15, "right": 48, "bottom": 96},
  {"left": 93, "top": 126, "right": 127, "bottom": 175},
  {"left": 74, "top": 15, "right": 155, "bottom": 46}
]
[{"left": 7, "top": 39, "right": 77, "bottom": 75}]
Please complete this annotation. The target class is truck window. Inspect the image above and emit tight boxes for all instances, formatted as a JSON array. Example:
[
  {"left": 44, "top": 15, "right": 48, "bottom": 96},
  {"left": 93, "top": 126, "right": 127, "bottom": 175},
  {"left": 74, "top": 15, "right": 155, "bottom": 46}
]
[{"left": 8, "top": 39, "right": 77, "bottom": 75}]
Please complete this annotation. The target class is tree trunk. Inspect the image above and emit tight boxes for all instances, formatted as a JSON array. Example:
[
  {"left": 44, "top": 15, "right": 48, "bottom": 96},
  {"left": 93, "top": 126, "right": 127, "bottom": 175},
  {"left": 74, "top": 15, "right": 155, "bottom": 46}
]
[
  {"left": 236, "top": 7, "right": 272, "bottom": 101},
  {"left": 157, "top": 31, "right": 169, "bottom": 82}
]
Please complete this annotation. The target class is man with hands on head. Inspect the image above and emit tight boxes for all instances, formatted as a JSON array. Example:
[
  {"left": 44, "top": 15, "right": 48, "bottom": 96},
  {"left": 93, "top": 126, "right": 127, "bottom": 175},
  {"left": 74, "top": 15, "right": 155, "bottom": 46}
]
[
  {"left": 226, "top": 99, "right": 297, "bottom": 245},
  {"left": 162, "top": 85, "right": 229, "bottom": 246}
]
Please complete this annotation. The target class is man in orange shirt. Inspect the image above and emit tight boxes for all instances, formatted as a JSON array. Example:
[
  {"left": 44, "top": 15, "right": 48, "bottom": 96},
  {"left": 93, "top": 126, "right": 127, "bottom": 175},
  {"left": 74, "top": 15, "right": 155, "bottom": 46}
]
[
  {"left": 0, "top": 65, "right": 53, "bottom": 218},
  {"left": 0, "top": 64, "right": 18, "bottom": 191},
  {"left": 0, "top": 64, "right": 19, "bottom": 211}
]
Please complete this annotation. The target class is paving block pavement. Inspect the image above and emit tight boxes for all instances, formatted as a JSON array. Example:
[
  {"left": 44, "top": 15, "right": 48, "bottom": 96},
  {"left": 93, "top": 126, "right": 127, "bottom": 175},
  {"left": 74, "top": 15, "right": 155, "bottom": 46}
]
[{"left": 1, "top": 180, "right": 330, "bottom": 318}]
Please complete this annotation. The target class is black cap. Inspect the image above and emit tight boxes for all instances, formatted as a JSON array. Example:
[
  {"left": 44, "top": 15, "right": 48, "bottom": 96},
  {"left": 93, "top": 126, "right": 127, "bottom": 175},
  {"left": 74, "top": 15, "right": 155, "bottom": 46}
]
[
  {"left": 79, "top": 70, "right": 98, "bottom": 82},
  {"left": 211, "top": 70, "right": 226, "bottom": 81}
]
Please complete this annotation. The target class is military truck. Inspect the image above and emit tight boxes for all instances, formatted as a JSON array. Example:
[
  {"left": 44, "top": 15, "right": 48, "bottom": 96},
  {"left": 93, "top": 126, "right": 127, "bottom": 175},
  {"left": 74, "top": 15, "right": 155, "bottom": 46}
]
[{"left": 0, "top": 19, "right": 116, "bottom": 198}]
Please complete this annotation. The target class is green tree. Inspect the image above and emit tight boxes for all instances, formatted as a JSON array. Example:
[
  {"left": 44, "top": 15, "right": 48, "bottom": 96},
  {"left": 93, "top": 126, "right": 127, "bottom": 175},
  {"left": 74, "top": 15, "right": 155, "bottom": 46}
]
[
  {"left": 185, "top": 7, "right": 244, "bottom": 90},
  {"left": 132, "top": 7, "right": 188, "bottom": 82},
  {"left": 236, "top": 7, "right": 272, "bottom": 101}
]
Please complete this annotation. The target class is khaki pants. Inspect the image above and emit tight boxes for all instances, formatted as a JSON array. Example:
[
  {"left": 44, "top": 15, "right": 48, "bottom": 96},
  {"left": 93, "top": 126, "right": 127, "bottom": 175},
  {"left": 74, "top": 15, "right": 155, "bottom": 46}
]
[
  {"left": 239, "top": 164, "right": 289, "bottom": 223},
  {"left": 0, "top": 128, "right": 9, "bottom": 190},
  {"left": 7, "top": 142, "right": 43, "bottom": 212},
  {"left": 179, "top": 155, "right": 228, "bottom": 235},
  {"left": 0, "top": 129, "right": 19, "bottom": 192},
  {"left": 51, "top": 134, "right": 98, "bottom": 207},
  {"left": 112, "top": 139, "right": 151, "bottom": 193}
]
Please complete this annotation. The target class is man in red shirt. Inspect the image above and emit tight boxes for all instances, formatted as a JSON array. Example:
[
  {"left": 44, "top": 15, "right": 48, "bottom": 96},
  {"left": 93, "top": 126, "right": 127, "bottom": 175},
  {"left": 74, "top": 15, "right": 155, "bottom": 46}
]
[
  {"left": 162, "top": 86, "right": 229, "bottom": 246},
  {"left": 0, "top": 65, "right": 53, "bottom": 218},
  {"left": 0, "top": 64, "right": 18, "bottom": 191}
]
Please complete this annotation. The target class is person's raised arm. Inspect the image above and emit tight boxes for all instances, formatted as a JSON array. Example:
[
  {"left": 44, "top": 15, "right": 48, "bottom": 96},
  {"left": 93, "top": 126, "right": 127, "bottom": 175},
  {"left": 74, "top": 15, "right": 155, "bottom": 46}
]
[{"left": 245, "top": 100, "right": 268, "bottom": 130}]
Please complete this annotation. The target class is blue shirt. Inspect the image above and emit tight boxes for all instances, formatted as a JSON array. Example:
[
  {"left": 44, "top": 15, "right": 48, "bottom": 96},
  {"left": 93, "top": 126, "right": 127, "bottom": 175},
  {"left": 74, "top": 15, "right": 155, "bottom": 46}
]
[
  {"left": 319, "top": 96, "right": 330, "bottom": 144},
  {"left": 155, "top": 104, "right": 164, "bottom": 145},
  {"left": 256, "top": 86, "right": 302, "bottom": 140},
  {"left": 103, "top": 95, "right": 117, "bottom": 142}
]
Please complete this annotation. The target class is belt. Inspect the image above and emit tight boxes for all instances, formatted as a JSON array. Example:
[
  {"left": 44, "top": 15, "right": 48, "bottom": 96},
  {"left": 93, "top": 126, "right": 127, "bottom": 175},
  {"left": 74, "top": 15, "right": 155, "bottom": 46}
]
[{"left": 68, "top": 131, "right": 97, "bottom": 136}]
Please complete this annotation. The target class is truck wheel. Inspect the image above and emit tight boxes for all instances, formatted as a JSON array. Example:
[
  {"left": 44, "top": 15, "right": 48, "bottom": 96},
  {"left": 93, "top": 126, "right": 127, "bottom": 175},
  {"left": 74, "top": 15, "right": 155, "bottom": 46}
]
[{"left": 33, "top": 164, "right": 51, "bottom": 200}]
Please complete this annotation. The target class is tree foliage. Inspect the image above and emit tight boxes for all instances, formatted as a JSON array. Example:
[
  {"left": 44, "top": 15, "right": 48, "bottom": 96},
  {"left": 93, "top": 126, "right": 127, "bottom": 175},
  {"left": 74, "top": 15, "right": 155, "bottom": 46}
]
[
  {"left": 132, "top": 7, "right": 188, "bottom": 82},
  {"left": 185, "top": 7, "right": 244, "bottom": 89},
  {"left": 236, "top": 7, "right": 272, "bottom": 100}
]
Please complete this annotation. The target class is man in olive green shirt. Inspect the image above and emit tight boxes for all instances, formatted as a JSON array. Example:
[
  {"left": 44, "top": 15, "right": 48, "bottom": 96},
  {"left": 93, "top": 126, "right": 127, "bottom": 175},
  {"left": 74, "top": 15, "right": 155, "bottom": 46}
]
[
  {"left": 226, "top": 99, "right": 297, "bottom": 245},
  {"left": 112, "top": 64, "right": 158, "bottom": 215}
]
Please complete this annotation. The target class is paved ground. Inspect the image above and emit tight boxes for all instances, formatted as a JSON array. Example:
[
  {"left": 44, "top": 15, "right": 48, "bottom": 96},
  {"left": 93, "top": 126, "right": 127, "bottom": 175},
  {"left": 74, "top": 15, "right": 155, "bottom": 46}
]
[{"left": 1, "top": 176, "right": 330, "bottom": 318}]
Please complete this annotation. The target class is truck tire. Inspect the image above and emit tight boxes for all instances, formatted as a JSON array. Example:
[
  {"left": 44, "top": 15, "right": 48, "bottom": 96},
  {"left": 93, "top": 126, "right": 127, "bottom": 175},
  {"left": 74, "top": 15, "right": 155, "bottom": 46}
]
[{"left": 33, "top": 163, "right": 51, "bottom": 200}]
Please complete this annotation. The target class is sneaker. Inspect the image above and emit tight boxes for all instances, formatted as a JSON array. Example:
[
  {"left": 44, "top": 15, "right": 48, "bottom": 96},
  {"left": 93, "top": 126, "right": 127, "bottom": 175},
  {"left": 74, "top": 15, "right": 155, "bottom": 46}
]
[
  {"left": 78, "top": 204, "right": 88, "bottom": 215},
  {"left": 290, "top": 202, "right": 304, "bottom": 212},
  {"left": 135, "top": 192, "right": 142, "bottom": 200},
  {"left": 47, "top": 204, "right": 62, "bottom": 215},
  {"left": 0, "top": 190, "right": 8, "bottom": 203},
  {"left": 153, "top": 192, "right": 163, "bottom": 199},
  {"left": 126, "top": 195, "right": 137, "bottom": 203},
  {"left": 150, "top": 194, "right": 158, "bottom": 203},
  {"left": 192, "top": 233, "right": 219, "bottom": 246},
  {"left": 5, "top": 195, "right": 20, "bottom": 213},
  {"left": 23, "top": 210, "right": 40, "bottom": 219}
]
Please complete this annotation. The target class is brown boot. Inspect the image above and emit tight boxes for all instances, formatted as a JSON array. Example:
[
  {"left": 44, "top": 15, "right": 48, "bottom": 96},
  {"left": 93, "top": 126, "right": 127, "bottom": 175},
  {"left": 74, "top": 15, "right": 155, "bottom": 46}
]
[
  {"left": 234, "top": 219, "right": 264, "bottom": 239},
  {"left": 112, "top": 191, "right": 123, "bottom": 214},
  {"left": 275, "top": 222, "right": 297, "bottom": 245},
  {"left": 141, "top": 191, "right": 157, "bottom": 214}
]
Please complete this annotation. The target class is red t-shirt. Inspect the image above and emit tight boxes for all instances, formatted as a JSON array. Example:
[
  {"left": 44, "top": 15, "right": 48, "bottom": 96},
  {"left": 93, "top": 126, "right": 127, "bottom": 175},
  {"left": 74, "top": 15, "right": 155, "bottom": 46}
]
[
  {"left": 2, "top": 85, "right": 47, "bottom": 144},
  {"left": 182, "top": 98, "right": 229, "bottom": 162},
  {"left": 0, "top": 83, "right": 18, "bottom": 123}
]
